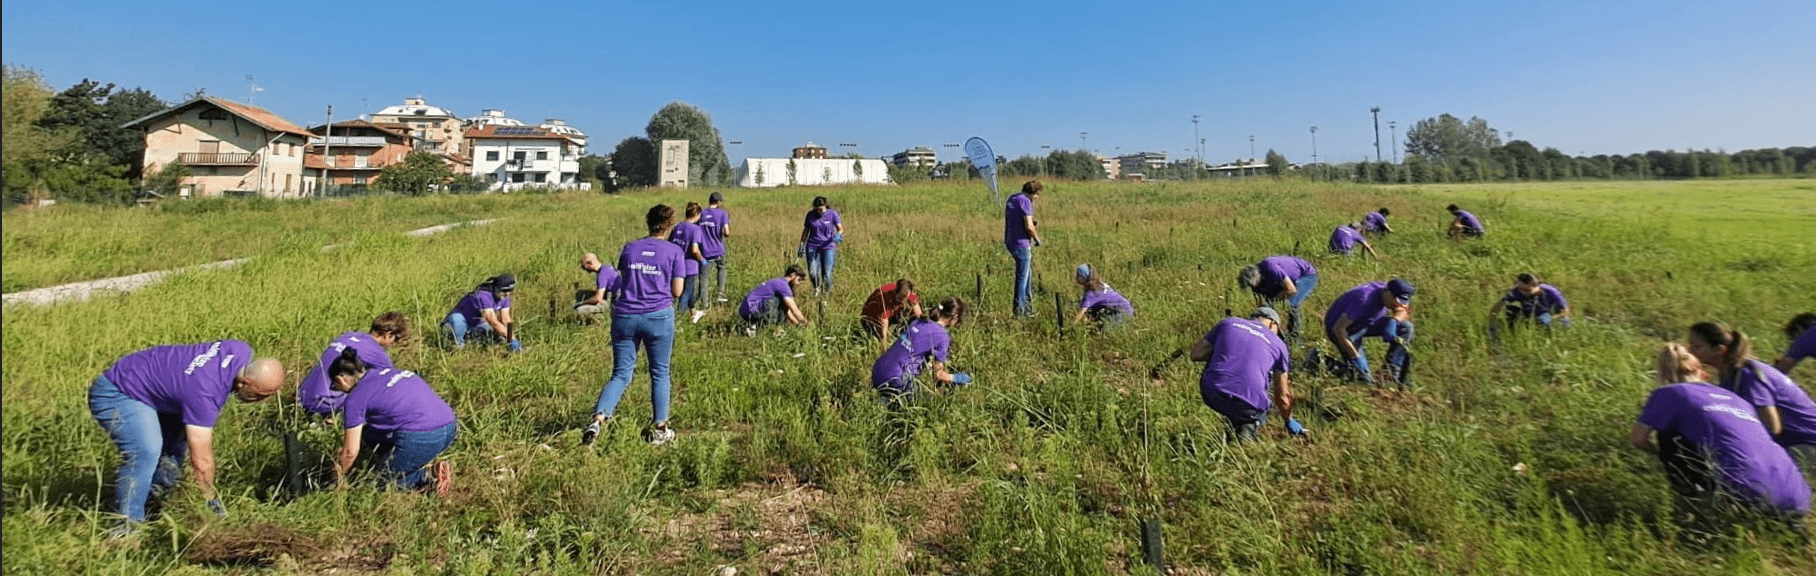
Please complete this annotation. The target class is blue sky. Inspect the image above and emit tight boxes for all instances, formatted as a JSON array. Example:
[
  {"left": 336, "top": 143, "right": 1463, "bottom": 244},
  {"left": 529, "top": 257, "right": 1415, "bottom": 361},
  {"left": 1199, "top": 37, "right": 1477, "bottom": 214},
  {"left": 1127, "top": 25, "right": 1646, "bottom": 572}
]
[{"left": 5, "top": 0, "right": 1811, "bottom": 165}]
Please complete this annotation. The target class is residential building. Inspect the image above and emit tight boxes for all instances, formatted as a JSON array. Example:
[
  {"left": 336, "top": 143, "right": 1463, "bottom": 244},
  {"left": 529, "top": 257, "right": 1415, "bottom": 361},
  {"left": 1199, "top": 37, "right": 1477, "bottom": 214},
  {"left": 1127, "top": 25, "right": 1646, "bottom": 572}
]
[
  {"left": 304, "top": 120, "right": 416, "bottom": 188},
  {"left": 792, "top": 141, "right": 828, "bottom": 159},
  {"left": 735, "top": 157, "right": 891, "bottom": 188},
  {"left": 1099, "top": 155, "right": 1120, "bottom": 180},
  {"left": 465, "top": 125, "right": 588, "bottom": 191},
  {"left": 538, "top": 119, "right": 586, "bottom": 153},
  {"left": 370, "top": 97, "right": 463, "bottom": 155},
  {"left": 1116, "top": 152, "right": 1167, "bottom": 179},
  {"left": 890, "top": 146, "right": 936, "bottom": 167},
  {"left": 124, "top": 96, "right": 314, "bottom": 198}
]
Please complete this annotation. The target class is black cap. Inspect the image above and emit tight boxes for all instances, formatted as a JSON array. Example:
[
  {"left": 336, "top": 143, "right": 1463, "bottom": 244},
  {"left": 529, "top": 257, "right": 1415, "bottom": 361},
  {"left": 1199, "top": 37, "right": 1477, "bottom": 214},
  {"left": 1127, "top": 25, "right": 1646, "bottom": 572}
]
[
  {"left": 709, "top": 191, "right": 723, "bottom": 203},
  {"left": 812, "top": 196, "right": 829, "bottom": 208}
]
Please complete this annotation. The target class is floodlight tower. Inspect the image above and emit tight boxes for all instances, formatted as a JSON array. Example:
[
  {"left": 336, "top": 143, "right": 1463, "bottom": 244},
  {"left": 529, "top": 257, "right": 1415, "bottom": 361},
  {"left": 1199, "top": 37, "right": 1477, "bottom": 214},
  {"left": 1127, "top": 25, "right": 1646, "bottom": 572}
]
[
  {"left": 1310, "top": 126, "right": 1319, "bottom": 164},
  {"left": 1371, "top": 107, "right": 1382, "bottom": 162},
  {"left": 1192, "top": 115, "right": 1202, "bottom": 165},
  {"left": 1389, "top": 121, "right": 1398, "bottom": 163}
]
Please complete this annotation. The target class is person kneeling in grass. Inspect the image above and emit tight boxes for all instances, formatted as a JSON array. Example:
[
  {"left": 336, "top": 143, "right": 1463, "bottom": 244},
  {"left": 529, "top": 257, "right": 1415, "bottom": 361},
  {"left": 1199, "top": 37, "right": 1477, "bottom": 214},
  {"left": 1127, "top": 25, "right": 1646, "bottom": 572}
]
[
  {"left": 1447, "top": 204, "right": 1485, "bottom": 239},
  {"left": 1362, "top": 207, "right": 1394, "bottom": 236},
  {"left": 327, "top": 349, "right": 456, "bottom": 496},
  {"left": 1191, "top": 307, "right": 1303, "bottom": 443},
  {"left": 574, "top": 252, "right": 618, "bottom": 317},
  {"left": 300, "top": 312, "right": 409, "bottom": 416},
  {"left": 1631, "top": 343, "right": 1810, "bottom": 537},
  {"left": 1689, "top": 322, "right": 1816, "bottom": 473},
  {"left": 88, "top": 341, "right": 285, "bottom": 535},
  {"left": 1324, "top": 278, "right": 1415, "bottom": 387},
  {"left": 740, "top": 265, "right": 810, "bottom": 333},
  {"left": 1072, "top": 264, "right": 1134, "bottom": 330},
  {"left": 1487, "top": 273, "right": 1572, "bottom": 335},
  {"left": 861, "top": 278, "right": 922, "bottom": 343},
  {"left": 871, "top": 297, "right": 971, "bottom": 403},
  {"left": 443, "top": 274, "right": 519, "bottom": 352},
  {"left": 1778, "top": 313, "right": 1816, "bottom": 373}
]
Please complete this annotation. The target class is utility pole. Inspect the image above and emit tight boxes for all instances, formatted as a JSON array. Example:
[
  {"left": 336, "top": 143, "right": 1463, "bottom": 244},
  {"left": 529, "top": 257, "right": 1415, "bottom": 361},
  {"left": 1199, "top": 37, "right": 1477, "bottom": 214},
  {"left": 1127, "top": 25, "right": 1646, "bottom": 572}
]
[
  {"left": 1389, "top": 121, "right": 1398, "bottom": 163},
  {"left": 1310, "top": 126, "right": 1319, "bottom": 164},
  {"left": 1080, "top": 132, "right": 1088, "bottom": 151},
  {"left": 1191, "top": 115, "right": 1202, "bottom": 166},
  {"left": 320, "top": 105, "right": 333, "bottom": 197},
  {"left": 1370, "top": 107, "right": 1382, "bottom": 162}
]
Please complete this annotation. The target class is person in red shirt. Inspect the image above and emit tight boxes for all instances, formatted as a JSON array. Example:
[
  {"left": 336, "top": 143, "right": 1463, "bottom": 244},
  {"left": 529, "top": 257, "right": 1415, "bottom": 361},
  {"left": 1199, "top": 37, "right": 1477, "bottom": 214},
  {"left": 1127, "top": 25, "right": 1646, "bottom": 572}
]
[{"left": 860, "top": 279, "right": 923, "bottom": 344}]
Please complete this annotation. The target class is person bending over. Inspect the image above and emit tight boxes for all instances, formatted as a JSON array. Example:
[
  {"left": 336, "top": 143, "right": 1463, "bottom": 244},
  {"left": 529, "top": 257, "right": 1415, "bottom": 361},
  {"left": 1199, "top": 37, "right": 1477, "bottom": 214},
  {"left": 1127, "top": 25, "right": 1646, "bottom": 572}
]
[
  {"left": 1072, "top": 264, "right": 1134, "bottom": 330},
  {"left": 861, "top": 278, "right": 922, "bottom": 342},
  {"left": 1689, "top": 322, "right": 1816, "bottom": 472},
  {"left": 326, "top": 349, "right": 456, "bottom": 496},
  {"left": 871, "top": 297, "right": 971, "bottom": 403},
  {"left": 444, "top": 274, "right": 519, "bottom": 351},
  {"left": 300, "top": 312, "right": 408, "bottom": 415},
  {"left": 1191, "top": 307, "right": 1303, "bottom": 443},
  {"left": 741, "top": 265, "right": 811, "bottom": 331}
]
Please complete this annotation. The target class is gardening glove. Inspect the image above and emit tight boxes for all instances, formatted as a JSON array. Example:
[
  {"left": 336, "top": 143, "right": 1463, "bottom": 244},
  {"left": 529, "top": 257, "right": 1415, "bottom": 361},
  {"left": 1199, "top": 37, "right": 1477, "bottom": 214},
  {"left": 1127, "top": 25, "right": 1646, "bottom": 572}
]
[
  {"left": 1350, "top": 357, "right": 1376, "bottom": 384},
  {"left": 796, "top": 244, "right": 806, "bottom": 258},
  {"left": 833, "top": 233, "right": 844, "bottom": 245},
  {"left": 949, "top": 372, "right": 973, "bottom": 386},
  {"left": 207, "top": 498, "right": 227, "bottom": 518},
  {"left": 1286, "top": 418, "right": 1307, "bottom": 437},
  {"left": 1033, "top": 238, "right": 1043, "bottom": 247},
  {"left": 508, "top": 339, "right": 523, "bottom": 353}
]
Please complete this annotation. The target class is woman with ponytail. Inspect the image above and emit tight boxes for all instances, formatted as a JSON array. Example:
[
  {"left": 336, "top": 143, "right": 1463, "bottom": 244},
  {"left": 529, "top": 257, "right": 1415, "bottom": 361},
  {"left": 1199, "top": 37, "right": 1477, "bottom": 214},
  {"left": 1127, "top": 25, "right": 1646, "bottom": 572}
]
[
  {"left": 328, "top": 348, "right": 457, "bottom": 496},
  {"left": 871, "top": 297, "right": 971, "bottom": 401},
  {"left": 1688, "top": 322, "right": 1816, "bottom": 471}
]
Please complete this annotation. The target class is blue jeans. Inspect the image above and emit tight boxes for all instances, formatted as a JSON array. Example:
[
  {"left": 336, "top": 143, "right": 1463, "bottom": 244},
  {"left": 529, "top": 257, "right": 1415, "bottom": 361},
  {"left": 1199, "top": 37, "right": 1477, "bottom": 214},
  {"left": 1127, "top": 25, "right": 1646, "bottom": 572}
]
[
  {"left": 88, "top": 375, "right": 185, "bottom": 522},
  {"left": 703, "top": 256, "right": 728, "bottom": 303},
  {"left": 679, "top": 274, "right": 701, "bottom": 311},
  {"left": 1286, "top": 273, "right": 1318, "bottom": 313},
  {"left": 807, "top": 247, "right": 837, "bottom": 294},
  {"left": 1201, "top": 388, "right": 1266, "bottom": 443},
  {"left": 366, "top": 422, "right": 457, "bottom": 490},
  {"left": 594, "top": 308, "right": 676, "bottom": 423},
  {"left": 443, "top": 312, "right": 496, "bottom": 348},
  {"left": 1329, "top": 318, "right": 1415, "bottom": 383},
  {"left": 1009, "top": 245, "right": 1033, "bottom": 316}
]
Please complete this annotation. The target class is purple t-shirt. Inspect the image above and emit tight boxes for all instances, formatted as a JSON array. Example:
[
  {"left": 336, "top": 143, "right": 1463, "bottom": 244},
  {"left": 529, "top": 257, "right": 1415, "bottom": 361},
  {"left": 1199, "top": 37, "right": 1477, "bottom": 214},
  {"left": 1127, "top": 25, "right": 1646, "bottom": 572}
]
[
  {"left": 1455, "top": 210, "right": 1483, "bottom": 232},
  {"left": 614, "top": 237, "right": 685, "bottom": 315},
  {"left": 341, "top": 368, "right": 457, "bottom": 433},
  {"left": 103, "top": 340, "right": 253, "bottom": 427},
  {"left": 1639, "top": 383, "right": 1811, "bottom": 513},
  {"left": 1198, "top": 317, "right": 1291, "bottom": 413},
  {"left": 871, "top": 319, "right": 952, "bottom": 385},
  {"left": 595, "top": 265, "right": 620, "bottom": 292},
  {"left": 299, "top": 331, "right": 395, "bottom": 415},
  {"left": 1328, "top": 225, "right": 1364, "bottom": 255},
  {"left": 1363, "top": 212, "right": 1389, "bottom": 233},
  {"left": 1003, "top": 193, "right": 1034, "bottom": 250},
  {"left": 699, "top": 207, "right": 729, "bottom": 258},
  {"left": 1501, "top": 284, "right": 1568, "bottom": 314},
  {"left": 803, "top": 208, "right": 842, "bottom": 250},
  {"left": 1080, "top": 285, "right": 1134, "bottom": 316},
  {"left": 669, "top": 221, "right": 704, "bottom": 277},
  {"left": 1787, "top": 326, "right": 1816, "bottom": 364},
  {"left": 1257, "top": 256, "right": 1316, "bottom": 296},
  {"left": 740, "top": 277, "right": 794, "bottom": 318},
  {"left": 450, "top": 290, "right": 510, "bottom": 328},
  {"left": 1324, "top": 282, "right": 1392, "bottom": 335},
  {"left": 1725, "top": 360, "right": 1816, "bottom": 447}
]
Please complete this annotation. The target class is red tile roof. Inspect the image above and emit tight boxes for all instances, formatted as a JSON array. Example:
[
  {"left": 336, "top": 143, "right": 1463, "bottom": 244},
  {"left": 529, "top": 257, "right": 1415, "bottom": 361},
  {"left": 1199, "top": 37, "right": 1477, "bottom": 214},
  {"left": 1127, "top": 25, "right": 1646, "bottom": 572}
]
[{"left": 122, "top": 96, "right": 313, "bottom": 138}]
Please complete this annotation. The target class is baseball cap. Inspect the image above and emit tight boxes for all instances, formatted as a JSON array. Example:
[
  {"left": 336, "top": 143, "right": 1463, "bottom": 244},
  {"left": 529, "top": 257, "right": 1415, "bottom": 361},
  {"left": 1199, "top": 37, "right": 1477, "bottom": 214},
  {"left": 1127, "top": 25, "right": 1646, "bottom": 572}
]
[
  {"left": 1250, "top": 306, "right": 1283, "bottom": 326},
  {"left": 1386, "top": 278, "right": 1415, "bottom": 304},
  {"left": 492, "top": 273, "right": 517, "bottom": 292},
  {"left": 709, "top": 191, "right": 723, "bottom": 203},
  {"left": 1075, "top": 264, "right": 1092, "bottom": 283}
]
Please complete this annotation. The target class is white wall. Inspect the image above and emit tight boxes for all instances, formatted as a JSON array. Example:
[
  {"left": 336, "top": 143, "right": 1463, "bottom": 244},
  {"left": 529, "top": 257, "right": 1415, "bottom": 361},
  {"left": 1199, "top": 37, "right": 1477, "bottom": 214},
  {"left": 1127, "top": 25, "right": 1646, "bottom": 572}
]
[{"left": 735, "top": 158, "right": 892, "bottom": 188}]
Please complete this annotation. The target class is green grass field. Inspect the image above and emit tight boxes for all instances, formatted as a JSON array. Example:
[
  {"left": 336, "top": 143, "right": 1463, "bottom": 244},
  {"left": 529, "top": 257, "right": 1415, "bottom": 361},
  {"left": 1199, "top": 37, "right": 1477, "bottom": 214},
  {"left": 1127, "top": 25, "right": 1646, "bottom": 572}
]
[{"left": 3, "top": 179, "right": 1813, "bottom": 575}]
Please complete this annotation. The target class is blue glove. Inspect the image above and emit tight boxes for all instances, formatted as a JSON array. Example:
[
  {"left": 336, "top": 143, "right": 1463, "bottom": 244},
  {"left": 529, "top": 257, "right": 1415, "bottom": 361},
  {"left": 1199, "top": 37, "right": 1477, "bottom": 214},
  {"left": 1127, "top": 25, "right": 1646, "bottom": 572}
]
[
  {"left": 207, "top": 498, "right": 227, "bottom": 517},
  {"left": 796, "top": 244, "right": 806, "bottom": 258},
  {"left": 1350, "top": 357, "right": 1376, "bottom": 384},
  {"left": 949, "top": 372, "right": 972, "bottom": 386},
  {"left": 1286, "top": 418, "right": 1307, "bottom": 437},
  {"left": 833, "top": 233, "right": 844, "bottom": 245},
  {"left": 508, "top": 339, "right": 523, "bottom": 352}
]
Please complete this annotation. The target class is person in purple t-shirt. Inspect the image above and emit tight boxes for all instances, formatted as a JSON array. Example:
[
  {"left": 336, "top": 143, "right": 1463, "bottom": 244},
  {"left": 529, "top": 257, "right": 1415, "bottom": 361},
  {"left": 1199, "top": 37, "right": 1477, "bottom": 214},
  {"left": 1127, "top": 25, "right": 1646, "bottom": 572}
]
[
  {"left": 1447, "top": 204, "right": 1484, "bottom": 238},
  {"left": 443, "top": 274, "right": 519, "bottom": 352},
  {"left": 1072, "top": 264, "right": 1133, "bottom": 330},
  {"left": 739, "top": 265, "right": 810, "bottom": 330},
  {"left": 1689, "top": 322, "right": 1816, "bottom": 472},
  {"left": 1238, "top": 256, "right": 1319, "bottom": 344},
  {"left": 1191, "top": 307, "right": 1303, "bottom": 442},
  {"left": 1487, "top": 273, "right": 1572, "bottom": 335},
  {"left": 1328, "top": 222, "right": 1379, "bottom": 259},
  {"left": 1324, "top": 279, "right": 1415, "bottom": 387},
  {"left": 574, "top": 252, "right": 619, "bottom": 317},
  {"left": 1362, "top": 207, "right": 1394, "bottom": 236},
  {"left": 325, "top": 349, "right": 456, "bottom": 496},
  {"left": 671, "top": 202, "right": 709, "bottom": 324},
  {"left": 87, "top": 341, "right": 284, "bottom": 530},
  {"left": 872, "top": 297, "right": 971, "bottom": 402},
  {"left": 299, "top": 312, "right": 410, "bottom": 415},
  {"left": 584, "top": 204, "right": 687, "bottom": 447},
  {"left": 1632, "top": 343, "right": 1811, "bottom": 527},
  {"left": 1004, "top": 181, "right": 1044, "bottom": 317},
  {"left": 799, "top": 196, "right": 844, "bottom": 297},
  {"left": 700, "top": 191, "right": 732, "bottom": 306},
  {"left": 1776, "top": 313, "right": 1816, "bottom": 373}
]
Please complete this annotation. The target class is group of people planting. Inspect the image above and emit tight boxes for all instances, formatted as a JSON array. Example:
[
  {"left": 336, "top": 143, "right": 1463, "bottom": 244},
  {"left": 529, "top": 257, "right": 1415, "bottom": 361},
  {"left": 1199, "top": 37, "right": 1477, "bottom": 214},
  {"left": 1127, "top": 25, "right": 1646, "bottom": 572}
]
[{"left": 84, "top": 181, "right": 1813, "bottom": 541}]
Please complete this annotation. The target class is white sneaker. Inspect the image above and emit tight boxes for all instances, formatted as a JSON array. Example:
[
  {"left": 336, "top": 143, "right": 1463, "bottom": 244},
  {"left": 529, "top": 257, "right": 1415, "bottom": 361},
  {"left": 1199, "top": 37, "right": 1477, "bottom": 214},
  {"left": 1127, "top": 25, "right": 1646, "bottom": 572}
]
[
  {"left": 742, "top": 325, "right": 758, "bottom": 337},
  {"left": 648, "top": 426, "right": 676, "bottom": 446},
  {"left": 716, "top": 297, "right": 729, "bottom": 303},
  {"left": 691, "top": 310, "right": 707, "bottom": 324}
]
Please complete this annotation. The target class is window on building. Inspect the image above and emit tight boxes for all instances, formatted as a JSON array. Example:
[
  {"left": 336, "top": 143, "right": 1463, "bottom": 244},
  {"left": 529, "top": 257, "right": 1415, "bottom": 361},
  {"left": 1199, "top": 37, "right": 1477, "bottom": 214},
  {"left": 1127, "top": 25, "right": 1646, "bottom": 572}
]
[
  {"left": 536, "top": 151, "right": 549, "bottom": 160},
  {"left": 511, "top": 173, "right": 526, "bottom": 183},
  {"left": 354, "top": 175, "right": 367, "bottom": 185},
  {"left": 513, "top": 151, "right": 527, "bottom": 163},
  {"left": 199, "top": 140, "right": 221, "bottom": 154},
  {"left": 354, "top": 152, "right": 370, "bottom": 168},
  {"left": 486, "top": 151, "right": 499, "bottom": 161},
  {"left": 285, "top": 174, "right": 293, "bottom": 192},
  {"left": 532, "top": 172, "right": 546, "bottom": 183}
]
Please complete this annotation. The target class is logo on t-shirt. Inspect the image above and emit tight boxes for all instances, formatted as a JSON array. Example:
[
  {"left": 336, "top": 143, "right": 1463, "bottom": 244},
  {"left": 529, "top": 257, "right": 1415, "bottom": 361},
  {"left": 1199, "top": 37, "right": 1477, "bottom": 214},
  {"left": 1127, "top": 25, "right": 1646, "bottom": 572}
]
[
  {"left": 385, "top": 370, "right": 416, "bottom": 388},
  {"left": 184, "top": 341, "right": 224, "bottom": 375},
  {"left": 640, "top": 251, "right": 656, "bottom": 257},
  {"left": 1702, "top": 402, "right": 1759, "bottom": 422}
]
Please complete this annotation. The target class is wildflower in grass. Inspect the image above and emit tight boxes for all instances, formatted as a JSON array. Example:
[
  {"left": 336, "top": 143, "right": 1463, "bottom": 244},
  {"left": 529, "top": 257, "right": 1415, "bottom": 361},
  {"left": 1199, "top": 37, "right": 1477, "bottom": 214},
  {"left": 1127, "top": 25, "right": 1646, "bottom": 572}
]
[
  {"left": 587, "top": 204, "right": 685, "bottom": 446},
  {"left": 1689, "top": 322, "right": 1816, "bottom": 471},
  {"left": 1323, "top": 279, "right": 1415, "bottom": 386},
  {"left": 443, "top": 274, "right": 519, "bottom": 351},
  {"left": 872, "top": 297, "right": 970, "bottom": 402},
  {"left": 88, "top": 341, "right": 284, "bottom": 525},
  {"left": 740, "top": 264, "right": 810, "bottom": 329},
  {"left": 1191, "top": 307, "right": 1300, "bottom": 442},
  {"left": 327, "top": 350, "right": 456, "bottom": 495},
  {"left": 1071, "top": 264, "right": 1133, "bottom": 331},
  {"left": 800, "top": 196, "right": 843, "bottom": 296},
  {"left": 1004, "top": 181, "right": 1043, "bottom": 316},
  {"left": 299, "top": 312, "right": 408, "bottom": 415}
]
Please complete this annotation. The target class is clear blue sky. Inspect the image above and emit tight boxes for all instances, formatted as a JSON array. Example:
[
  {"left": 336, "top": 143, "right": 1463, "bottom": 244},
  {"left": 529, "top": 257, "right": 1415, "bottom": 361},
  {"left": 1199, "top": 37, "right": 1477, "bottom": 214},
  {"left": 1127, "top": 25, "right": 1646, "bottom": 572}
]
[{"left": 5, "top": 0, "right": 1811, "bottom": 165}]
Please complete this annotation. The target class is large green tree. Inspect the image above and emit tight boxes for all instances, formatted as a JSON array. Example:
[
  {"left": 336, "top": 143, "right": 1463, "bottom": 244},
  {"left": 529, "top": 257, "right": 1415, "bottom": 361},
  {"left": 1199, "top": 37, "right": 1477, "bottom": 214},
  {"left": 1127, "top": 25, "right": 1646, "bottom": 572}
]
[
  {"left": 1263, "top": 149, "right": 1289, "bottom": 176},
  {"left": 644, "top": 102, "right": 731, "bottom": 186},
  {"left": 38, "top": 79, "right": 166, "bottom": 178},
  {"left": 374, "top": 151, "right": 452, "bottom": 195},
  {"left": 607, "top": 137, "right": 657, "bottom": 191},
  {"left": 1405, "top": 114, "right": 1502, "bottom": 166},
  {"left": 3, "top": 66, "right": 79, "bottom": 203},
  {"left": 1045, "top": 149, "right": 1106, "bottom": 180}
]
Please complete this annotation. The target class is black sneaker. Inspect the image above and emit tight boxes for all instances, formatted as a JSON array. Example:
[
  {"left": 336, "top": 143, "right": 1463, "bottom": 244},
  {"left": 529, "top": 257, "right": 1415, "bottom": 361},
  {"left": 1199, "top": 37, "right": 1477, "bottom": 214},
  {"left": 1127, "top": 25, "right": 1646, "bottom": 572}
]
[{"left": 581, "top": 420, "right": 602, "bottom": 446}]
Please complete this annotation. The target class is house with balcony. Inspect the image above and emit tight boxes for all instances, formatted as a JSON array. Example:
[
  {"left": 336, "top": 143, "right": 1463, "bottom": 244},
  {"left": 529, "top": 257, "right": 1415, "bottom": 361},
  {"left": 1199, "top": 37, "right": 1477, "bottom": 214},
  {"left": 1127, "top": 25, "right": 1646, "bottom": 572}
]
[
  {"left": 124, "top": 96, "right": 314, "bottom": 198},
  {"left": 304, "top": 120, "right": 417, "bottom": 188},
  {"left": 465, "top": 125, "right": 588, "bottom": 191},
  {"left": 370, "top": 97, "right": 464, "bottom": 156}
]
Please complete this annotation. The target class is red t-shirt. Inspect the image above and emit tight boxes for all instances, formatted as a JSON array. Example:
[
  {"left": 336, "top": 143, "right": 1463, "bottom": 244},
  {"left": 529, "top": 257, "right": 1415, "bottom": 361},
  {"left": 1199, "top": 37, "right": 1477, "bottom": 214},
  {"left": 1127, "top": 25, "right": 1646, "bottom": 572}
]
[{"left": 861, "top": 283, "right": 919, "bottom": 325}]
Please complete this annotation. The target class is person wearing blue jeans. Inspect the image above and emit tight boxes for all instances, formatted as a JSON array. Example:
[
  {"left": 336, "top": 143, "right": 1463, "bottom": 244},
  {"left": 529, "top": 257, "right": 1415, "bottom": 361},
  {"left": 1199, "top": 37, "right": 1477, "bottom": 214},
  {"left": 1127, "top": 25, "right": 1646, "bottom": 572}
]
[
  {"left": 1004, "top": 181, "right": 1043, "bottom": 317},
  {"left": 1340, "top": 317, "right": 1415, "bottom": 387},
  {"left": 807, "top": 246, "right": 837, "bottom": 296},
  {"left": 359, "top": 423, "right": 458, "bottom": 489},
  {"left": 1239, "top": 256, "right": 1319, "bottom": 345},
  {"left": 1324, "top": 279, "right": 1417, "bottom": 388},
  {"left": 326, "top": 351, "right": 457, "bottom": 495},
  {"left": 89, "top": 376, "right": 191, "bottom": 522},
  {"left": 592, "top": 308, "right": 676, "bottom": 440},
  {"left": 443, "top": 274, "right": 521, "bottom": 351},
  {"left": 800, "top": 196, "right": 843, "bottom": 297},
  {"left": 585, "top": 204, "right": 686, "bottom": 447}
]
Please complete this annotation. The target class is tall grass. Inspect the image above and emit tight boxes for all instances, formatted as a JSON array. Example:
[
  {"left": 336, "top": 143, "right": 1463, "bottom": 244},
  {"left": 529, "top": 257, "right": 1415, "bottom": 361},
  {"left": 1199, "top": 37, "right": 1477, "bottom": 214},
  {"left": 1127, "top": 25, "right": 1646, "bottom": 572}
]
[{"left": 3, "top": 179, "right": 1812, "bottom": 574}]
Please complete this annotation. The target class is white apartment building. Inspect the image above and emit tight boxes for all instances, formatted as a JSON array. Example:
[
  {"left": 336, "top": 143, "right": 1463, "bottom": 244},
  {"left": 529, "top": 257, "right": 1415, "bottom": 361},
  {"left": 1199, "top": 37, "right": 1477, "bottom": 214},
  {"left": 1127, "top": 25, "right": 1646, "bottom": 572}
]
[{"left": 465, "top": 125, "right": 588, "bottom": 191}]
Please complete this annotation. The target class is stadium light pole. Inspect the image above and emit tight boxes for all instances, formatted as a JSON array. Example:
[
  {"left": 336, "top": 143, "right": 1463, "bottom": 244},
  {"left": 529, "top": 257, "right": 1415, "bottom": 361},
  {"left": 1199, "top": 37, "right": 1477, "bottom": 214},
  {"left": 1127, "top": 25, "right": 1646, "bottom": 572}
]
[
  {"left": 1192, "top": 115, "right": 1202, "bottom": 165},
  {"left": 1389, "top": 121, "right": 1398, "bottom": 163},
  {"left": 1040, "top": 144, "right": 1051, "bottom": 177},
  {"left": 1370, "top": 107, "right": 1382, "bottom": 163},
  {"left": 1310, "top": 126, "right": 1319, "bottom": 164}
]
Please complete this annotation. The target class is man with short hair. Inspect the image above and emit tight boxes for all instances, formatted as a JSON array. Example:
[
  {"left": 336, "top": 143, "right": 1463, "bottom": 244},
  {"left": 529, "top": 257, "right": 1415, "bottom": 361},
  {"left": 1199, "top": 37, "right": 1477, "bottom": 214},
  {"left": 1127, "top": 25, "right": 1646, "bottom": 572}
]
[
  {"left": 1325, "top": 278, "right": 1416, "bottom": 387},
  {"left": 699, "top": 191, "right": 732, "bottom": 305},
  {"left": 1362, "top": 207, "right": 1394, "bottom": 236},
  {"left": 1005, "top": 180, "right": 1044, "bottom": 317},
  {"left": 88, "top": 341, "right": 284, "bottom": 535},
  {"left": 1191, "top": 307, "right": 1304, "bottom": 442},
  {"left": 1447, "top": 204, "right": 1484, "bottom": 238},
  {"left": 1488, "top": 273, "right": 1571, "bottom": 331},
  {"left": 299, "top": 312, "right": 409, "bottom": 415},
  {"left": 575, "top": 253, "right": 618, "bottom": 317}
]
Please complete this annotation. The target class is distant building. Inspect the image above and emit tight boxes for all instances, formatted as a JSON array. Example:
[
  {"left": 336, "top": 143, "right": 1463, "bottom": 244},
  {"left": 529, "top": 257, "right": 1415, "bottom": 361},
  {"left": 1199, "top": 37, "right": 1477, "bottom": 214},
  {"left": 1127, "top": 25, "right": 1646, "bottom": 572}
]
[
  {"left": 538, "top": 118, "right": 586, "bottom": 152},
  {"left": 1208, "top": 159, "right": 1267, "bottom": 177},
  {"left": 304, "top": 120, "right": 416, "bottom": 188},
  {"left": 463, "top": 109, "right": 524, "bottom": 129},
  {"left": 124, "top": 96, "right": 314, "bottom": 198},
  {"left": 1099, "top": 155, "right": 1119, "bottom": 180},
  {"left": 370, "top": 97, "right": 464, "bottom": 155},
  {"left": 792, "top": 141, "right": 828, "bottom": 159},
  {"left": 891, "top": 146, "right": 936, "bottom": 167},
  {"left": 735, "top": 157, "right": 891, "bottom": 188},
  {"left": 659, "top": 140, "right": 689, "bottom": 188},
  {"left": 465, "top": 125, "right": 588, "bottom": 191},
  {"left": 1116, "top": 152, "right": 1167, "bottom": 178}
]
